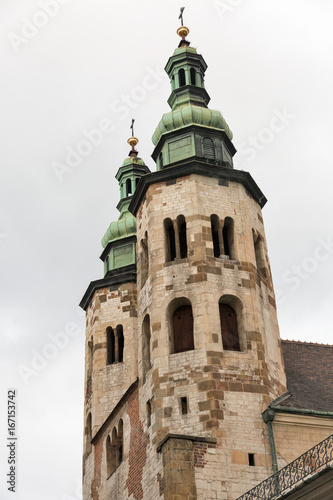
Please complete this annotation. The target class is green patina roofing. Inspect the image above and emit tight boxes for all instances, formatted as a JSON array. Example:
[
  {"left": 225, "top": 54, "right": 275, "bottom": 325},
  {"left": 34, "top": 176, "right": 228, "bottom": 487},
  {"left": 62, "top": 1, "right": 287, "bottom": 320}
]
[
  {"left": 152, "top": 104, "right": 233, "bottom": 146},
  {"left": 101, "top": 201, "right": 136, "bottom": 248},
  {"left": 101, "top": 153, "right": 149, "bottom": 250},
  {"left": 119, "top": 156, "right": 146, "bottom": 169}
]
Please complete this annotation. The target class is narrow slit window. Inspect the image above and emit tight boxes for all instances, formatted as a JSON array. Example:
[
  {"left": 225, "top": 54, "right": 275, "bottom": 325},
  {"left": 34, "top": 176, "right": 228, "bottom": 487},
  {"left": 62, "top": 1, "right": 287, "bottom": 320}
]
[
  {"left": 159, "top": 152, "right": 163, "bottom": 168},
  {"left": 117, "top": 325, "right": 124, "bottom": 363},
  {"left": 222, "top": 217, "right": 235, "bottom": 259},
  {"left": 164, "top": 219, "right": 176, "bottom": 262},
  {"left": 177, "top": 215, "right": 188, "bottom": 259},
  {"left": 190, "top": 68, "right": 196, "bottom": 85},
  {"left": 141, "top": 232, "right": 149, "bottom": 286},
  {"left": 179, "top": 68, "right": 186, "bottom": 87},
  {"left": 126, "top": 178, "right": 132, "bottom": 196},
  {"left": 181, "top": 397, "right": 188, "bottom": 415},
  {"left": 211, "top": 214, "right": 221, "bottom": 258},
  {"left": 142, "top": 315, "right": 151, "bottom": 383},
  {"left": 146, "top": 401, "right": 151, "bottom": 427},
  {"left": 253, "top": 230, "right": 265, "bottom": 271},
  {"left": 248, "top": 453, "right": 255, "bottom": 467},
  {"left": 106, "top": 327, "right": 115, "bottom": 365}
]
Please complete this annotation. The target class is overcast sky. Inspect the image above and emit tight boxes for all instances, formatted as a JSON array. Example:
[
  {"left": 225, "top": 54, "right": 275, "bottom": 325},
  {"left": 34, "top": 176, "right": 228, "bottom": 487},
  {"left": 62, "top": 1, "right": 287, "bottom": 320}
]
[{"left": 1, "top": 1, "right": 333, "bottom": 499}]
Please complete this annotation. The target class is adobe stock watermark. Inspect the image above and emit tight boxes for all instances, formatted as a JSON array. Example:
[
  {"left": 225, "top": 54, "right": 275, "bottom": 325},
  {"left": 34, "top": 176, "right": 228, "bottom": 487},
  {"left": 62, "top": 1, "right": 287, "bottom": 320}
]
[
  {"left": 52, "top": 65, "right": 165, "bottom": 183},
  {"left": 213, "top": 0, "right": 244, "bottom": 19},
  {"left": 233, "top": 108, "right": 296, "bottom": 168},
  {"left": 17, "top": 322, "right": 81, "bottom": 386},
  {"left": 8, "top": 0, "right": 71, "bottom": 53},
  {"left": 276, "top": 236, "right": 333, "bottom": 306}
]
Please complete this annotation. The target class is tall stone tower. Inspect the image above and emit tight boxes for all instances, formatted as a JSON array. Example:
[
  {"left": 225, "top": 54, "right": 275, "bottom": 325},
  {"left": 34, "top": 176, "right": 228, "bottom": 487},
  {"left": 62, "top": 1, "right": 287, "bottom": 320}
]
[{"left": 80, "top": 22, "right": 287, "bottom": 500}]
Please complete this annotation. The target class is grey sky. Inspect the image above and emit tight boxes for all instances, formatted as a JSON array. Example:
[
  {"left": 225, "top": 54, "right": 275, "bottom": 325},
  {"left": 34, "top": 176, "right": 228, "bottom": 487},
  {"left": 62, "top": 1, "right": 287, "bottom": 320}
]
[{"left": 1, "top": 1, "right": 332, "bottom": 498}]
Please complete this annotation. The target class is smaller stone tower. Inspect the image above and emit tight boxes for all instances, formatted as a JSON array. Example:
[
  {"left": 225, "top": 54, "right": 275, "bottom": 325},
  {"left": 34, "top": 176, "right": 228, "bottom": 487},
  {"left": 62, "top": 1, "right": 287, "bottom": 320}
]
[{"left": 80, "top": 137, "right": 149, "bottom": 496}]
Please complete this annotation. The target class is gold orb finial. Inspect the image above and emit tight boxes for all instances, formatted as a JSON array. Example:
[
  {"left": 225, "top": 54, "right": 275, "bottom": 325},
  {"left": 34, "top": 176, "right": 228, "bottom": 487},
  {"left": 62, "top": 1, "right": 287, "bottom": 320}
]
[
  {"left": 127, "top": 136, "right": 139, "bottom": 148},
  {"left": 177, "top": 26, "right": 190, "bottom": 39}
]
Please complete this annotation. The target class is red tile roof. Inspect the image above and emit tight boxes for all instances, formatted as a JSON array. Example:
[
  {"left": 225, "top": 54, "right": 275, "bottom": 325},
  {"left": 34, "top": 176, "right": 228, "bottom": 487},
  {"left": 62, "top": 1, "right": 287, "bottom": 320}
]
[{"left": 279, "top": 340, "right": 333, "bottom": 413}]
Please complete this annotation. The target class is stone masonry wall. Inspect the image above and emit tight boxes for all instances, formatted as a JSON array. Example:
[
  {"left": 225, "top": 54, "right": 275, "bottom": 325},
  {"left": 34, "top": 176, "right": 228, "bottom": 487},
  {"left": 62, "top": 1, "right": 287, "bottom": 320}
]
[{"left": 134, "top": 172, "right": 287, "bottom": 499}]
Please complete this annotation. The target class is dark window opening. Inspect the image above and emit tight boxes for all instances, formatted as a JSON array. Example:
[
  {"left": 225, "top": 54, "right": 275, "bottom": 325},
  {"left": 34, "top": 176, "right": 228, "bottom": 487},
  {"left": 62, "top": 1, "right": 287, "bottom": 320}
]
[
  {"left": 126, "top": 178, "right": 132, "bottom": 196},
  {"left": 181, "top": 397, "right": 188, "bottom": 415},
  {"left": 136, "top": 178, "right": 140, "bottom": 188},
  {"left": 222, "top": 217, "right": 235, "bottom": 259},
  {"left": 146, "top": 400, "right": 151, "bottom": 427},
  {"left": 249, "top": 453, "right": 255, "bottom": 467},
  {"left": 190, "top": 68, "right": 196, "bottom": 85},
  {"left": 179, "top": 68, "right": 186, "bottom": 87},
  {"left": 203, "top": 137, "right": 215, "bottom": 159},
  {"left": 177, "top": 215, "right": 188, "bottom": 259},
  {"left": 253, "top": 230, "right": 265, "bottom": 271},
  {"left": 173, "top": 305, "right": 194, "bottom": 353},
  {"left": 223, "top": 225, "right": 230, "bottom": 257},
  {"left": 141, "top": 232, "right": 149, "bottom": 286},
  {"left": 159, "top": 152, "right": 163, "bottom": 168},
  {"left": 106, "top": 327, "right": 115, "bottom": 364},
  {"left": 117, "top": 325, "right": 124, "bottom": 363},
  {"left": 219, "top": 303, "right": 240, "bottom": 351},
  {"left": 211, "top": 214, "right": 221, "bottom": 258},
  {"left": 142, "top": 315, "right": 151, "bottom": 383},
  {"left": 107, "top": 422, "right": 124, "bottom": 478},
  {"left": 105, "top": 255, "right": 109, "bottom": 272},
  {"left": 165, "top": 219, "right": 176, "bottom": 262}
]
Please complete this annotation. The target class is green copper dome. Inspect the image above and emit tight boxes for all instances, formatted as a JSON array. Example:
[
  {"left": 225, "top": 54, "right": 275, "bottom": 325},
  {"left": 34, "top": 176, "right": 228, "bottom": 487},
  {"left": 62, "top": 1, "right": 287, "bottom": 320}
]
[
  {"left": 101, "top": 206, "right": 136, "bottom": 249},
  {"left": 152, "top": 104, "right": 233, "bottom": 146},
  {"left": 120, "top": 156, "right": 147, "bottom": 168}
]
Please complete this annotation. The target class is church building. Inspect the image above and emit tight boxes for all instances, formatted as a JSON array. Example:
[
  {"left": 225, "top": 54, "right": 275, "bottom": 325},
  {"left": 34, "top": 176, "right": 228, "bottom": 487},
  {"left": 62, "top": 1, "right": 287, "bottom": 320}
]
[{"left": 80, "top": 19, "right": 333, "bottom": 500}]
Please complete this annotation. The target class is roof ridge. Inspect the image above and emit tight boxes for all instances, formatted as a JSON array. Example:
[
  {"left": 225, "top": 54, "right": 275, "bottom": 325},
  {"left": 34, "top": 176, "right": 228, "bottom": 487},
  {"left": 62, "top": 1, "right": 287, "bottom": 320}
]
[{"left": 281, "top": 339, "right": 333, "bottom": 348}]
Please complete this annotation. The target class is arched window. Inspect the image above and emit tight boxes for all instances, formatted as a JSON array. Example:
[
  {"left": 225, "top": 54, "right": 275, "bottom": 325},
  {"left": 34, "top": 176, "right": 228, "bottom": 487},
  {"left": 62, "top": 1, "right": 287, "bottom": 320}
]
[
  {"left": 210, "top": 214, "right": 221, "bottom": 258},
  {"left": 253, "top": 230, "right": 265, "bottom": 271},
  {"left": 106, "top": 435, "right": 116, "bottom": 477},
  {"left": 222, "top": 217, "right": 235, "bottom": 259},
  {"left": 164, "top": 218, "right": 176, "bottom": 262},
  {"left": 179, "top": 68, "right": 186, "bottom": 87},
  {"left": 190, "top": 68, "right": 196, "bottom": 85},
  {"left": 159, "top": 152, "right": 163, "bottom": 168},
  {"left": 203, "top": 138, "right": 215, "bottom": 159},
  {"left": 106, "top": 422, "right": 123, "bottom": 478},
  {"left": 177, "top": 215, "right": 188, "bottom": 259},
  {"left": 126, "top": 178, "right": 132, "bottom": 196},
  {"left": 142, "top": 314, "right": 151, "bottom": 383},
  {"left": 173, "top": 304, "right": 194, "bottom": 353},
  {"left": 116, "top": 325, "right": 124, "bottom": 363},
  {"left": 106, "top": 327, "right": 115, "bottom": 365},
  {"left": 140, "top": 231, "right": 149, "bottom": 287},
  {"left": 85, "top": 412, "right": 92, "bottom": 455},
  {"left": 219, "top": 303, "right": 240, "bottom": 351}
]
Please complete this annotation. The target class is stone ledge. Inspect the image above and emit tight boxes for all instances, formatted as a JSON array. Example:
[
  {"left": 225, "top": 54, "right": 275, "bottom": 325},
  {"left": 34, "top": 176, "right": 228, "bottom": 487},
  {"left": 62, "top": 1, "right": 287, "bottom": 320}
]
[{"left": 156, "top": 433, "right": 217, "bottom": 453}]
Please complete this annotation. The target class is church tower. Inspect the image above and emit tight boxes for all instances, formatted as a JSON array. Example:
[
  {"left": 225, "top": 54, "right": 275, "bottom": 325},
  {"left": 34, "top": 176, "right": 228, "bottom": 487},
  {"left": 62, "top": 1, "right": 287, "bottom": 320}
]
[{"left": 80, "top": 21, "right": 287, "bottom": 500}]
